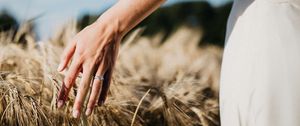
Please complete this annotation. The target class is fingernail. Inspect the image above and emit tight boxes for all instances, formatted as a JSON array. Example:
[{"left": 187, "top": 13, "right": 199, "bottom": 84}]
[
  {"left": 72, "top": 109, "right": 80, "bottom": 118},
  {"left": 85, "top": 108, "right": 92, "bottom": 116},
  {"left": 57, "top": 100, "right": 64, "bottom": 108},
  {"left": 57, "top": 63, "right": 63, "bottom": 72}
]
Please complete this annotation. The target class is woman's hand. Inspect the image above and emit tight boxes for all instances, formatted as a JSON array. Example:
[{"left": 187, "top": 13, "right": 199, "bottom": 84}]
[
  {"left": 56, "top": 0, "right": 165, "bottom": 118},
  {"left": 56, "top": 20, "right": 121, "bottom": 118}
]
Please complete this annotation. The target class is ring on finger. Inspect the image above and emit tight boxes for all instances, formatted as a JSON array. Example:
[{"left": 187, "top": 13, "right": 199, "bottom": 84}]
[{"left": 94, "top": 75, "right": 104, "bottom": 81}]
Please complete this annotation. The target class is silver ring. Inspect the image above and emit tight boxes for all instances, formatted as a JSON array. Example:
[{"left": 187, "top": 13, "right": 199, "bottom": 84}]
[{"left": 94, "top": 75, "right": 104, "bottom": 81}]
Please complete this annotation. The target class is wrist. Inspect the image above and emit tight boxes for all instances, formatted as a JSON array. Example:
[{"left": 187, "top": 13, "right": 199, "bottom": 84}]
[
  {"left": 95, "top": 14, "right": 126, "bottom": 39},
  {"left": 87, "top": 17, "right": 123, "bottom": 48}
]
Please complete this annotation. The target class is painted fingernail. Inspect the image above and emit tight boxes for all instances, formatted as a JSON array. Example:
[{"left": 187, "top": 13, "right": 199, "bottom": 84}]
[
  {"left": 57, "top": 100, "right": 64, "bottom": 108},
  {"left": 72, "top": 109, "right": 80, "bottom": 118},
  {"left": 85, "top": 108, "right": 92, "bottom": 116}
]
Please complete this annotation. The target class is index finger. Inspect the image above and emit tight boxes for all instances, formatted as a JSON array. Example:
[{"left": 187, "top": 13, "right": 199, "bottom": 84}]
[
  {"left": 57, "top": 57, "right": 82, "bottom": 108},
  {"left": 57, "top": 39, "right": 76, "bottom": 72}
]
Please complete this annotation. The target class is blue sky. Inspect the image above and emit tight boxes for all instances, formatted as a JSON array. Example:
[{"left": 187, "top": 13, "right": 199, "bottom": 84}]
[{"left": 0, "top": 0, "right": 232, "bottom": 40}]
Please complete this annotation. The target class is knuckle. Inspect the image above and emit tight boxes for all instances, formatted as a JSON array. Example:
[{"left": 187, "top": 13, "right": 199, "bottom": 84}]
[
  {"left": 88, "top": 62, "right": 96, "bottom": 70},
  {"left": 72, "top": 55, "right": 84, "bottom": 65},
  {"left": 84, "top": 62, "right": 95, "bottom": 72},
  {"left": 88, "top": 99, "right": 96, "bottom": 108},
  {"left": 64, "top": 76, "right": 73, "bottom": 87},
  {"left": 76, "top": 49, "right": 85, "bottom": 56},
  {"left": 74, "top": 100, "right": 83, "bottom": 109}
]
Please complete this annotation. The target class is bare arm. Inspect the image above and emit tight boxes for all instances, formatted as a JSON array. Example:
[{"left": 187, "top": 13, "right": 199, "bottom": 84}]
[
  {"left": 97, "top": 0, "right": 166, "bottom": 37},
  {"left": 57, "top": 0, "right": 165, "bottom": 118}
]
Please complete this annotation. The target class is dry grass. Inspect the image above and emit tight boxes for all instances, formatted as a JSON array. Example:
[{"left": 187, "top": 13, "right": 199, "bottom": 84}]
[{"left": 0, "top": 22, "right": 223, "bottom": 126}]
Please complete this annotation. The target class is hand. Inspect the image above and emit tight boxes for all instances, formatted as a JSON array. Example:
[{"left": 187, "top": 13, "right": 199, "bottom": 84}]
[
  {"left": 55, "top": 0, "right": 164, "bottom": 118},
  {"left": 56, "top": 21, "right": 121, "bottom": 118}
]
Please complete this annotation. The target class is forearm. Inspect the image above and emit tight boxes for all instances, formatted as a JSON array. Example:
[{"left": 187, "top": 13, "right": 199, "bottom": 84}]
[{"left": 96, "top": 0, "right": 166, "bottom": 37}]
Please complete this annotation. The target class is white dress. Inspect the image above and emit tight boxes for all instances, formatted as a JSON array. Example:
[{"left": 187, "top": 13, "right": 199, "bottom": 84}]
[{"left": 220, "top": 0, "right": 300, "bottom": 126}]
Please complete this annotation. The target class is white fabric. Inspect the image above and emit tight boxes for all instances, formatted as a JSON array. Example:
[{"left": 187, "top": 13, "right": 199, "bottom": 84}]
[{"left": 220, "top": 0, "right": 300, "bottom": 126}]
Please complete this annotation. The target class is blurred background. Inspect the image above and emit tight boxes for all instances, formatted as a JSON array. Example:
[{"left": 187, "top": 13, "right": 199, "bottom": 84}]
[
  {"left": 0, "top": 1, "right": 235, "bottom": 125},
  {"left": 0, "top": 0, "right": 233, "bottom": 47}
]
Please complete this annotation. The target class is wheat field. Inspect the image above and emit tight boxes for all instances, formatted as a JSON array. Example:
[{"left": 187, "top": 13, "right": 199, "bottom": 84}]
[{"left": 0, "top": 22, "right": 222, "bottom": 126}]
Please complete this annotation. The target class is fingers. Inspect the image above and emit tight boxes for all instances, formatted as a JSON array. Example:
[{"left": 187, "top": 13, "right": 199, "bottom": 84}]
[
  {"left": 57, "top": 40, "right": 76, "bottom": 72},
  {"left": 72, "top": 63, "right": 95, "bottom": 118},
  {"left": 98, "top": 42, "right": 119, "bottom": 105},
  {"left": 57, "top": 57, "right": 82, "bottom": 108},
  {"left": 57, "top": 41, "right": 120, "bottom": 118},
  {"left": 85, "top": 59, "right": 108, "bottom": 116},
  {"left": 98, "top": 67, "right": 112, "bottom": 105}
]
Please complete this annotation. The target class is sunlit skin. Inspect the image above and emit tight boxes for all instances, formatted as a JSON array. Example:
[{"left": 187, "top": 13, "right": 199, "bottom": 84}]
[{"left": 56, "top": 0, "right": 166, "bottom": 118}]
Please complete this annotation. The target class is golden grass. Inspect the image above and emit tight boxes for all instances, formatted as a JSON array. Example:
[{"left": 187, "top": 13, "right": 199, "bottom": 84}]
[{"left": 0, "top": 22, "right": 222, "bottom": 126}]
